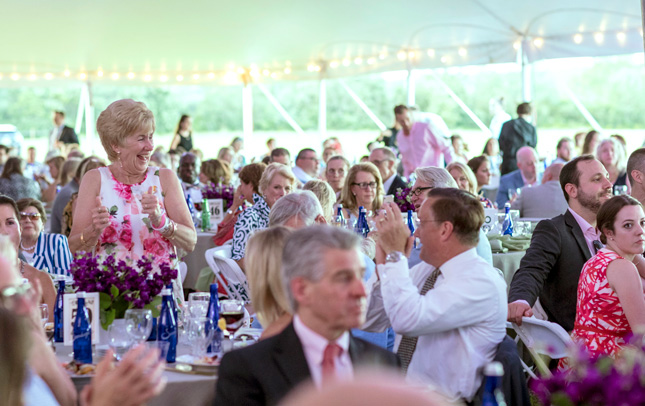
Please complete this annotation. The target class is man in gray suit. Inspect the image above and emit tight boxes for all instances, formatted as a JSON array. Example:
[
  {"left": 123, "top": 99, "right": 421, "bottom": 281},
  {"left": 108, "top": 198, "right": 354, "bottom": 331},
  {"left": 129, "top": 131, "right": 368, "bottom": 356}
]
[{"left": 511, "top": 163, "right": 567, "bottom": 219}]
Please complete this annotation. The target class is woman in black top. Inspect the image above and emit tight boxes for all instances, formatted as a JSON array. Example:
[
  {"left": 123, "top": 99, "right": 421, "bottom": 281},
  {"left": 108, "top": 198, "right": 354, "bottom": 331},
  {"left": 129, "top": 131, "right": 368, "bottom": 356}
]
[{"left": 169, "top": 114, "right": 193, "bottom": 153}]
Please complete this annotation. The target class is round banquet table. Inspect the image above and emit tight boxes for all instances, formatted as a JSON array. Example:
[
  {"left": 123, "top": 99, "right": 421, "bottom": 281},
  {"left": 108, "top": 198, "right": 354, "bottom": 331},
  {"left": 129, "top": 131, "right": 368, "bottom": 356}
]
[
  {"left": 182, "top": 231, "right": 218, "bottom": 291},
  {"left": 55, "top": 342, "right": 216, "bottom": 406},
  {"left": 492, "top": 250, "right": 526, "bottom": 290}
]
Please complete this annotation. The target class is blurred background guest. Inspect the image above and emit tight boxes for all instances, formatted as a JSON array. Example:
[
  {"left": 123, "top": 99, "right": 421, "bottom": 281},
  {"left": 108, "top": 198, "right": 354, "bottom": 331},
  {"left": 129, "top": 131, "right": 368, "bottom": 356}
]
[
  {"left": 488, "top": 97, "right": 511, "bottom": 139},
  {"left": 481, "top": 137, "right": 501, "bottom": 202},
  {"left": 596, "top": 138, "right": 627, "bottom": 189},
  {"left": 150, "top": 149, "right": 171, "bottom": 169},
  {"left": 245, "top": 226, "right": 292, "bottom": 339},
  {"left": 467, "top": 156, "right": 495, "bottom": 208},
  {"left": 0, "top": 157, "right": 41, "bottom": 201},
  {"left": 270, "top": 147, "right": 291, "bottom": 166},
  {"left": 552, "top": 137, "right": 573, "bottom": 164},
  {"left": 17, "top": 198, "right": 72, "bottom": 276},
  {"left": 511, "top": 163, "right": 567, "bottom": 219},
  {"left": 339, "top": 162, "right": 383, "bottom": 221},
  {"left": 177, "top": 152, "right": 203, "bottom": 202},
  {"left": 499, "top": 102, "right": 537, "bottom": 175},
  {"left": 0, "top": 144, "right": 10, "bottom": 173},
  {"left": 369, "top": 148, "right": 407, "bottom": 196},
  {"left": 43, "top": 157, "right": 81, "bottom": 204},
  {"left": 324, "top": 155, "right": 350, "bottom": 199},
  {"left": 169, "top": 114, "right": 193, "bottom": 153},
  {"left": 303, "top": 180, "right": 336, "bottom": 221},
  {"left": 450, "top": 134, "right": 469, "bottom": 164},
  {"left": 217, "top": 146, "right": 234, "bottom": 166},
  {"left": 199, "top": 159, "right": 233, "bottom": 186},
  {"left": 60, "top": 157, "right": 107, "bottom": 237},
  {"left": 230, "top": 137, "right": 246, "bottom": 172},
  {"left": 582, "top": 130, "right": 600, "bottom": 155},
  {"left": 23, "top": 146, "right": 48, "bottom": 185},
  {"left": 212, "top": 163, "right": 266, "bottom": 247},
  {"left": 448, "top": 161, "right": 493, "bottom": 208},
  {"left": 231, "top": 163, "right": 295, "bottom": 270}
]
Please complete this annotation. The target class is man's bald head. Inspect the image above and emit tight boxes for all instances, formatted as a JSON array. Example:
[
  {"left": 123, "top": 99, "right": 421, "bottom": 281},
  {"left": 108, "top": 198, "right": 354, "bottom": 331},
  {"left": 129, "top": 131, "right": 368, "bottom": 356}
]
[
  {"left": 543, "top": 163, "right": 564, "bottom": 184},
  {"left": 516, "top": 146, "right": 538, "bottom": 182}
]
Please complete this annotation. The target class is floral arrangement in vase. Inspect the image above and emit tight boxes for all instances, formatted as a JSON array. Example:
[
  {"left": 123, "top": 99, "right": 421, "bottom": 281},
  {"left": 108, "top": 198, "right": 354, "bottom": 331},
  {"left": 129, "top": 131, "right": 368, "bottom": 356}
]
[
  {"left": 69, "top": 252, "right": 178, "bottom": 329},
  {"left": 394, "top": 186, "right": 415, "bottom": 212},
  {"left": 532, "top": 335, "right": 645, "bottom": 405},
  {"left": 202, "top": 182, "right": 235, "bottom": 211}
]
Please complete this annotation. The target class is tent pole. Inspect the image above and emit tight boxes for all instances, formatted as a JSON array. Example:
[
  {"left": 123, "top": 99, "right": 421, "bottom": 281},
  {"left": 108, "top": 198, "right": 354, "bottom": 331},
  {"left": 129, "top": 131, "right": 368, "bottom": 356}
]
[
  {"left": 561, "top": 83, "right": 604, "bottom": 132},
  {"left": 242, "top": 82, "right": 253, "bottom": 138},
  {"left": 319, "top": 78, "right": 327, "bottom": 137},
  {"left": 406, "top": 63, "right": 416, "bottom": 106},
  {"left": 428, "top": 70, "right": 492, "bottom": 136},
  {"left": 74, "top": 85, "right": 86, "bottom": 135},
  {"left": 339, "top": 79, "right": 386, "bottom": 131},
  {"left": 257, "top": 83, "right": 305, "bottom": 135},
  {"left": 83, "top": 81, "right": 95, "bottom": 155},
  {"left": 521, "top": 39, "right": 532, "bottom": 102}
]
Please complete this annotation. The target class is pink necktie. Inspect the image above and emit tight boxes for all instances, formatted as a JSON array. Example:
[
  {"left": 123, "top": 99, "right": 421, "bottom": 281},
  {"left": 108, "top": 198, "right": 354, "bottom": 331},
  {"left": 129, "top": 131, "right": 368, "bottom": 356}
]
[{"left": 321, "top": 343, "right": 342, "bottom": 384}]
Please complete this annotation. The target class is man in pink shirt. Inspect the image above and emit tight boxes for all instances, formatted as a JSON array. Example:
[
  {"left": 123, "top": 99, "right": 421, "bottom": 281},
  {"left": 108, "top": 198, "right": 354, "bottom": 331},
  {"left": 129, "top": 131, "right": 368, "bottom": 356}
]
[{"left": 394, "top": 105, "right": 454, "bottom": 177}]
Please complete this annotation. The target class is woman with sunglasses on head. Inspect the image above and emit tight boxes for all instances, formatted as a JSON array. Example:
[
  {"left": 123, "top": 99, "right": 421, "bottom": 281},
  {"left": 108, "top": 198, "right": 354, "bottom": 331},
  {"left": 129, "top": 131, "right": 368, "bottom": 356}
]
[
  {"left": 17, "top": 198, "right": 73, "bottom": 277},
  {"left": 0, "top": 195, "right": 56, "bottom": 319},
  {"left": 339, "top": 162, "right": 384, "bottom": 222}
]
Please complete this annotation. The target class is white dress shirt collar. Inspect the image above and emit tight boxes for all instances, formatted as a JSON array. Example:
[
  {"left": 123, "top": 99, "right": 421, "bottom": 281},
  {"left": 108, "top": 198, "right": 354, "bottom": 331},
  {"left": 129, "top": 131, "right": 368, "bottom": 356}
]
[
  {"left": 292, "top": 314, "right": 352, "bottom": 388},
  {"left": 382, "top": 173, "right": 396, "bottom": 194}
]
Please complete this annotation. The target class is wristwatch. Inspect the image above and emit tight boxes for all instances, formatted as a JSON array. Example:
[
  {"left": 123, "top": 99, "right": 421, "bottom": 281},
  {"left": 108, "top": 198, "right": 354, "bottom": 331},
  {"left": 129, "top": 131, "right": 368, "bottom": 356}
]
[{"left": 385, "top": 251, "right": 404, "bottom": 263}]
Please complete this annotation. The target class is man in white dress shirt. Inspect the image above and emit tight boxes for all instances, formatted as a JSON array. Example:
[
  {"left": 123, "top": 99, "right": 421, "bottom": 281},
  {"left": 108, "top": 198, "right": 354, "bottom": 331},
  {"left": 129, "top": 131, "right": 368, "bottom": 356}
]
[
  {"left": 367, "top": 189, "right": 507, "bottom": 402},
  {"left": 177, "top": 152, "right": 203, "bottom": 202},
  {"left": 292, "top": 148, "right": 320, "bottom": 184}
]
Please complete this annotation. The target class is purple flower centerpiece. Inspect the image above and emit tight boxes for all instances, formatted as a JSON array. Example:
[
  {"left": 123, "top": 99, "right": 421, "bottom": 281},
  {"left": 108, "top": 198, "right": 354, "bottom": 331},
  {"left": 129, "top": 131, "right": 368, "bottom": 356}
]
[
  {"left": 69, "top": 252, "right": 178, "bottom": 329},
  {"left": 532, "top": 335, "right": 645, "bottom": 405},
  {"left": 202, "top": 182, "right": 235, "bottom": 211},
  {"left": 394, "top": 186, "right": 415, "bottom": 212}
]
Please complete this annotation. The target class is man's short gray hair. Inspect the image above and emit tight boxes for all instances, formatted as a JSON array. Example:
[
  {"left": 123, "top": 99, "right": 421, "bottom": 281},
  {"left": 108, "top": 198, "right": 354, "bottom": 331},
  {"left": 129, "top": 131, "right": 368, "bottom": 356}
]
[
  {"left": 414, "top": 166, "right": 458, "bottom": 188},
  {"left": 282, "top": 225, "right": 361, "bottom": 311},
  {"left": 269, "top": 190, "right": 323, "bottom": 227}
]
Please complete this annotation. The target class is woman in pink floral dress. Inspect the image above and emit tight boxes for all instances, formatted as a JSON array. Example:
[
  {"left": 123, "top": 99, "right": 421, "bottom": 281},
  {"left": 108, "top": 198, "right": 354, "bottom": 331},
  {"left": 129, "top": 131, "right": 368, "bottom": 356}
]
[
  {"left": 561, "top": 195, "right": 645, "bottom": 369},
  {"left": 69, "top": 99, "right": 196, "bottom": 300}
]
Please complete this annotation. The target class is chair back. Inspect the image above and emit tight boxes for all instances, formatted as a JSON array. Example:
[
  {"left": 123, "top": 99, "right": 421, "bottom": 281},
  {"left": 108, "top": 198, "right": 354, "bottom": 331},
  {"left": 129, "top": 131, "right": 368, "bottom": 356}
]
[
  {"left": 205, "top": 246, "right": 250, "bottom": 302},
  {"left": 512, "top": 317, "right": 573, "bottom": 376},
  {"left": 178, "top": 261, "right": 188, "bottom": 283}
]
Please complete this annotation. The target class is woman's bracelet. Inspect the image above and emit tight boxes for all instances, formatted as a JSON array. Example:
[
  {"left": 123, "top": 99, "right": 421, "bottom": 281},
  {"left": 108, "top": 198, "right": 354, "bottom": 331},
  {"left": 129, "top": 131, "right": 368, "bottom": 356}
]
[
  {"left": 162, "top": 220, "right": 177, "bottom": 240},
  {"left": 151, "top": 213, "right": 168, "bottom": 231}
]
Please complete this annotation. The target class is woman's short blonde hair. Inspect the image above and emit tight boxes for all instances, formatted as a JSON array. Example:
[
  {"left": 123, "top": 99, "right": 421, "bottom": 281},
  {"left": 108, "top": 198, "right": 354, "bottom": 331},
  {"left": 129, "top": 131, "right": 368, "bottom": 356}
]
[
  {"left": 246, "top": 226, "right": 292, "bottom": 327},
  {"left": 303, "top": 180, "right": 336, "bottom": 221},
  {"left": 340, "top": 162, "right": 384, "bottom": 212},
  {"left": 446, "top": 162, "right": 477, "bottom": 195},
  {"left": 259, "top": 163, "right": 296, "bottom": 196},
  {"left": 96, "top": 99, "right": 156, "bottom": 162}
]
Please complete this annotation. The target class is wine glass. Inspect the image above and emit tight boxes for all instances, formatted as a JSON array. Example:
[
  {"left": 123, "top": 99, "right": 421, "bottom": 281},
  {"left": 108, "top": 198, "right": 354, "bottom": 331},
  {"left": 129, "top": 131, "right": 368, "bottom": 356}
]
[
  {"left": 188, "top": 292, "right": 210, "bottom": 318},
  {"left": 108, "top": 321, "right": 134, "bottom": 361},
  {"left": 186, "top": 317, "right": 214, "bottom": 357},
  {"left": 124, "top": 309, "right": 153, "bottom": 344},
  {"left": 39, "top": 304, "right": 49, "bottom": 328},
  {"left": 220, "top": 300, "right": 245, "bottom": 335}
]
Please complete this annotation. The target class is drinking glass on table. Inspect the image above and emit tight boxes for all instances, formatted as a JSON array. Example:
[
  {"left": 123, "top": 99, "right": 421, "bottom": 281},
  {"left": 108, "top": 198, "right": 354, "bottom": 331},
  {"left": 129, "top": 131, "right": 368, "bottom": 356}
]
[
  {"left": 39, "top": 304, "right": 49, "bottom": 328},
  {"left": 124, "top": 309, "right": 153, "bottom": 344},
  {"left": 188, "top": 292, "right": 210, "bottom": 318},
  {"left": 108, "top": 320, "right": 134, "bottom": 361},
  {"left": 507, "top": 188, "right": 522, "bottom": 202},
  {"left": 186, "top": 317, "right": 214, "bottom": 357},
  {"left": 220, "top": 300, "right": 245, "bottom": 335}
]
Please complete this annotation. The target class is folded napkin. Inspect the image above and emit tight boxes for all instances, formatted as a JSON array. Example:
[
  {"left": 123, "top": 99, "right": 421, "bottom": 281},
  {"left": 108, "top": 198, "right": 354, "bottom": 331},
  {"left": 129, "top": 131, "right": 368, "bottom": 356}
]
[{"left": 488, "top": 234, "right": 532, "bottom": 252}]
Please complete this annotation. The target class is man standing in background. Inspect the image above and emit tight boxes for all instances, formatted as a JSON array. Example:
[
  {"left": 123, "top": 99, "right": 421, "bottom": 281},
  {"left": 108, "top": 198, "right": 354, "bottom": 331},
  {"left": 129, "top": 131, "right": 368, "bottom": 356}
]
[
  {"left": 499, "top": 103, "right": 537, "bottom": 175},
  {"left": 49, "top": 111, "right": 79, "bottom": 151}
]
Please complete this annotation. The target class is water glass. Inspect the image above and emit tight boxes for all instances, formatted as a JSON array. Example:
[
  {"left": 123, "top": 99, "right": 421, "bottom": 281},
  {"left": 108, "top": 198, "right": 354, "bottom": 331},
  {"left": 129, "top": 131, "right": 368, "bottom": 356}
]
[
  {"left": 614, "top": 185, "right": 628, "bottom": 195},
  {"left": 186, "top": 317, "right": 214, "bottom": 357},
  {"left": 108, "top": 321, "right": 134, "bottom": 361},
  {"left": 39, "top": 304, "right": 49, "bottom": 328},
  {"left": 188, "top": 292, "right": 210, "bottom": 318},
  {"left": 220, "top": 300, "right": 245, "bottom": 334},
  {"left": 124, "top": 309, "right": 153, "bottom": 344}
]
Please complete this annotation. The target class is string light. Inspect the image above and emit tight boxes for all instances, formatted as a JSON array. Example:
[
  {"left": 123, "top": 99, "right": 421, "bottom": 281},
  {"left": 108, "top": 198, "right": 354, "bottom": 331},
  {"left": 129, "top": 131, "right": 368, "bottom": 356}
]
[
  {"left": 593, "top": 32, "right": 604, "bottom": 44},
  {"left": 111, "top": 73, "right": 119, "bottom": 80},
  {"left": 397, "top": 50, "right": 407, "bottom": 61},
  {"left": 143, "top": 74, "right": 152, "bottom": 81},
  {"left": 159, "top": 74, "right": 168, "bottom": 82},
  {"left": 407, "top": 51, "right": 416, "bottom": 59},
  {"left": 176, "top": 75, "right": 184, "bottom": 81},
  {"left": 10, "top": 73, "right": 19, "bottom": 80},
  {"left": 97, "top": 70, "right": 104, "bottom": 77},
  {"left": 63, "top": 70, "right": 70, "bottom": 77},
  {"left": 28, "top": 74, "right": 37, "bottom": 80},
  {"left": 270, "top": 72, "right": 278, "bottom": 79},
  {"left": 533, "top": 37, "right": 544, "bottom": 48},
  {"left": 354, "top": 57, "right": 363, "bottom": 65},
  {"left": 283, "top": 67, "right": 292, "bottom": 74},
  {"left": 366, "top": 57, "right": 376, "bottom": 65},
  {"left": 616, "top": 31, "right": 626, "bottom": 43},
  {"left": 79, "top": 73, "right": 87, "bottom": 80},
  {"left": 262, "top": 69, "right": 270, "bottom": 76},
  {"left": 329, "top": 60, "right": 339, "bottom": 68},
  {"left": 45, "top": 73, "right": 53, "bottom": 80},
  {"left": 378, "top": 52, "right": 386, "bottom": 60},
  {"left": 458, "top": 47, "right": 467, "bottom": 57},
  {"left": 573, "top": 33, "right": 583, "bottom": 44},
  {"left": 440, "top": 56, "right": 448, "bottom": 64},
  {"left": 513, "top": 41, "right": 521, "bottom": 50},
  {"left": 192, "top": 73, "right": 200, "bottom": 80},
  {"left": 342, "top": 58, "right": 351, "bottom": 66},
  {"left": 207, "top": 72, "right": 215, "bottom": 79},
  {"left": 127, "top": 72, "right": 135, "bottom": 79},
  {"left": 427, "top": 49, "right": 435, "bottom": 57}
]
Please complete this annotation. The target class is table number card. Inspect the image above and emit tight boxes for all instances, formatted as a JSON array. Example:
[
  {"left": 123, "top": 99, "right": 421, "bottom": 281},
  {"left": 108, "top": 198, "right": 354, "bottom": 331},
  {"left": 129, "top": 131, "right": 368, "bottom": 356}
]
[
  {"left": 483, "top": 208, "right": 498, "bottom": 233},
  {"left": 63, "top": 292, "right": 101, "bottom": 345},
  {"left": 208, "top": 198, "right": 224, "bottom": 228}
]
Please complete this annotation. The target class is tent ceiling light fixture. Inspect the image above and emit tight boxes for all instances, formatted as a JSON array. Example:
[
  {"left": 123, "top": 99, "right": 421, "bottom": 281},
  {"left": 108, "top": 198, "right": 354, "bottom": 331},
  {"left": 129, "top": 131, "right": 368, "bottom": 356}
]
[
  {"left": 593, "top": 32, "right": 604, "bottom": 44},
  {"left": 533, "top": 37, "right": 544, "bottom": 47},
  {"left": 573, "top": 33, "right": 583, "bottom": 44}
]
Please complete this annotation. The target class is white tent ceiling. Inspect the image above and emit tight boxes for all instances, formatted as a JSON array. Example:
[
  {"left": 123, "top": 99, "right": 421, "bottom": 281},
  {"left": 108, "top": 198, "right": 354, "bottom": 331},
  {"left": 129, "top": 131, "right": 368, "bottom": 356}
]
[{"left": 1, "top": 0, "right": 642, "bottom": 86}]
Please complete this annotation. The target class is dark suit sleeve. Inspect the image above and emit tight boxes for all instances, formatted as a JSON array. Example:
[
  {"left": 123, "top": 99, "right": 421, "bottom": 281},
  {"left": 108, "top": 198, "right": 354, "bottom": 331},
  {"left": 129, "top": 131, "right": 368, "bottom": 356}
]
[
  {"left": 60, "top": 127, "right": 79, "bottom": 144},
  {"left": 529, "top": 126, "right": 537, "bottom": 148},
  {"left": 213, "top": 351, "right": 265, "bottom": 406},
  {"left": 508, "top": 219, "right": 562, "bottom": 306}
]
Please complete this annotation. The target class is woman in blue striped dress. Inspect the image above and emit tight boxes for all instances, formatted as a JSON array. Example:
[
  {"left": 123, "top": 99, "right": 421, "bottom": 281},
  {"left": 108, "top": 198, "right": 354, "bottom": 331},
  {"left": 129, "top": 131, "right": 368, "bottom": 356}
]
[{"left": 16, "top": 198, "right": 72, "bottom": 276}]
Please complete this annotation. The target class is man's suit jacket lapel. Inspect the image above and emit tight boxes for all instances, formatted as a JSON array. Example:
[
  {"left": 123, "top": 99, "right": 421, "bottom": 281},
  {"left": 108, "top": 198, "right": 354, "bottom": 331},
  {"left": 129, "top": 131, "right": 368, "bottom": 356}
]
[
  {"left": 272, "top": 323, "right": 311, "bottom": 386},
  {"left": 564, "top": 210, "right": 592, "bottom": 260}
]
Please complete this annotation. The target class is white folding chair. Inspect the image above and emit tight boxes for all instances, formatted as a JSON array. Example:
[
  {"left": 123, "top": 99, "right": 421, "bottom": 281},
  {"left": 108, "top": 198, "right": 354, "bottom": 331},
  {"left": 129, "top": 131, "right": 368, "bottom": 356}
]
[
  {"left": 205, "top": 246, "right": 250, "bottom": 302},
  {"left": 511, "top": 317, "right": 574, "bottom": 378},
  {"left": 178, "top": 261, "right": 188, "bottom": 283}
]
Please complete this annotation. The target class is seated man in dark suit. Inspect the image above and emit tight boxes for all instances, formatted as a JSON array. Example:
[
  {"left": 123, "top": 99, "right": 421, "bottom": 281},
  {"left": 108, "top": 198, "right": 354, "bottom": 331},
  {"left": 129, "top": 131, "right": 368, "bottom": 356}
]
[
  {"left": 496, "top": 146, "right": 539, "bottom": 208},
  {"left": 214, "top": 226, "right": 399, "bottom": 406},
  {"left": 369, "top": 147, "right": 408, "bottom": 196},
  {"left": 507, "top": 155, "right": 614, "bottom": 332}
]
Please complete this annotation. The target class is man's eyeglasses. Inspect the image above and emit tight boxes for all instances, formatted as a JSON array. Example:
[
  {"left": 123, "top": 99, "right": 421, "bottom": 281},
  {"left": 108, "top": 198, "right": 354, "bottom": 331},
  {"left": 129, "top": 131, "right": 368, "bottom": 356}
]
[
  {"left": 20, "top": 212, "right": 41, "bottom": 221},
  {"left": 352, "top": 182, "right": 378, "bottom": 190},
  {"left": 410, "top": 186, "right": 433, "bottom": 197}
]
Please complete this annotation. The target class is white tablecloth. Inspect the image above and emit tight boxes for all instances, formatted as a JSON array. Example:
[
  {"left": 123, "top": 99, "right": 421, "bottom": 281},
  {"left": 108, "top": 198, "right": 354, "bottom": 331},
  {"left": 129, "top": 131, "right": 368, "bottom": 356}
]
[{"left": 492, "top": 250, "right": 526, "bottom": 290}]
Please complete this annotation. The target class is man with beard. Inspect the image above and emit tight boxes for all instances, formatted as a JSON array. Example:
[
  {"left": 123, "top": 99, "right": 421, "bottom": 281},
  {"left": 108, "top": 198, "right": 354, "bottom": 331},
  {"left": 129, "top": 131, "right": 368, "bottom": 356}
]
[{"left": 507, "top": 155, "right": 613, "bottom": 331}]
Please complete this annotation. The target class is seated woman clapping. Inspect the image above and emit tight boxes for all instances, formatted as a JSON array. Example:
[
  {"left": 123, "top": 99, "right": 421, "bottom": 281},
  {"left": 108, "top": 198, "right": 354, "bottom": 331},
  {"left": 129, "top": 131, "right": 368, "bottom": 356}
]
[{"left": 564, "top": 195, "right": 645, "bottom": 365}]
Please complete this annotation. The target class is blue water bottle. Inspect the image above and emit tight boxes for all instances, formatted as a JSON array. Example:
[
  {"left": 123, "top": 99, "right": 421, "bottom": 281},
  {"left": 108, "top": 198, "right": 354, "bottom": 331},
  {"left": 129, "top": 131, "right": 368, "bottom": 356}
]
[
  {"left": 186, "top": 194, "right": 198, "bottom": 227},
  {"left": 354, "top": 206, "right": 365, "bottom": 235},
  {"left": 407, "top": 210, "right": 416, "bottom": 248},
  {"left": 502, "top": 202, "right": 513, "bottom": 236},
  {"left": 335, "top": 204, "right": 345, "bottom": 227},
  {"left": 361, "top": 207, "right": 370, "bottom": 237},
  {"left": 482, "top": 361, "right": 506, "bottom": 406},
  {"left": 54, "top": 279, "right": 65, "bottom": 342},
  {"left": 206, "top": 283, "right": 222, "bottom": 353},
  {"left": 166, "top": 283, "right": 178, "bottom": 323},
  {"left": 73, "top": 292, "right": 92, "bottom": 364},
  {"left": 158, "top": 288, "right": 177, "bottom": 363}
]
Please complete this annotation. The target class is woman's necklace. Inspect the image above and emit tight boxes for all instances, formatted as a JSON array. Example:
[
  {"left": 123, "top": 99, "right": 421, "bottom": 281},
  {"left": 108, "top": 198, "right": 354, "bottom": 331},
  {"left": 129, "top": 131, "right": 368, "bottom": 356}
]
[{"left": 20, "top": 239, "right": 37, "bottom": 251}]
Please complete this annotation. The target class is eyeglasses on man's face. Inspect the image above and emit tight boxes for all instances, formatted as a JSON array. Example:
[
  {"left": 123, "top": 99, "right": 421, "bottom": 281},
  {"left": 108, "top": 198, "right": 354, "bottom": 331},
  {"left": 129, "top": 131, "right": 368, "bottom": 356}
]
[
  {"left": 410, "top": 186, "right": 433, "bottom": 197},
  {"left": 352, "top": 182, "right": 378, "bottom": 190}
]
